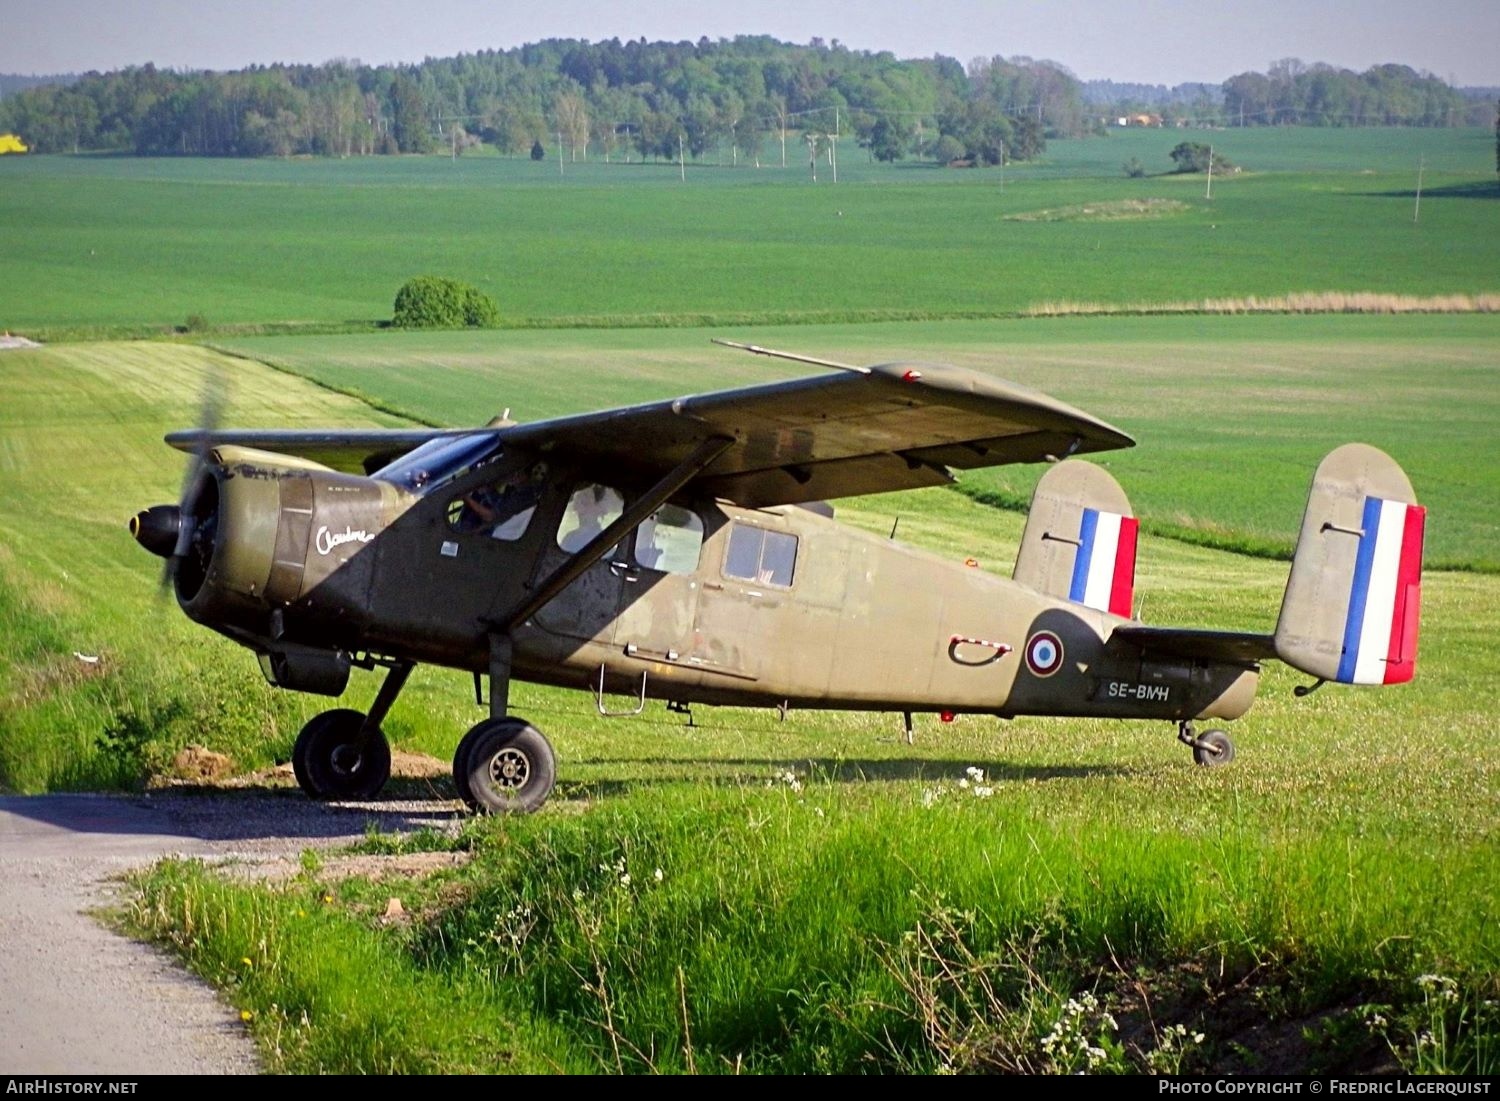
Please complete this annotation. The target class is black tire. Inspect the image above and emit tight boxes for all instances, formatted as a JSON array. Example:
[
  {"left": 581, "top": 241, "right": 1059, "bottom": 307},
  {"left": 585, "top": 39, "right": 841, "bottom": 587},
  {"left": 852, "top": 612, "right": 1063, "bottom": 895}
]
[
  {"left": 450, "top": 717, "right": 500, "bottom": 805},
  {"left": 461, "top": 717, "right": 555, "bottom": 814},
  {"left": 292, "top": 708, "right": 392, "bottom": 799},
  {"left": 1193, "top": 729, "right": 1235, "bottom": 768}
]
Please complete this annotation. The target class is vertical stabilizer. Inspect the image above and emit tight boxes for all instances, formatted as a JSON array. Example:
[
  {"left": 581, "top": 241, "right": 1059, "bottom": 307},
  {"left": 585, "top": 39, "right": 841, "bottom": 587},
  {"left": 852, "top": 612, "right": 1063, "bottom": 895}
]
[
  {"left": 1014, "top": 460, "right": 1138, "bottom": 617},
  {"left": 1274, "top": 444, "right": 1424, "bottom": 684}
]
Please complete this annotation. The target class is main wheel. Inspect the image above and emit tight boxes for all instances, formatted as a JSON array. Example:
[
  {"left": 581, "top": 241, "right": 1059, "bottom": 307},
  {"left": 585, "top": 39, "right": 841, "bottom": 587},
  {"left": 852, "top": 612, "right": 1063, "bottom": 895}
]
[
  {"left": 459, "top": 717, "right": 555, "bottom": 814},
  {"left": 449, "top": 718, "right": 499, "bottom": 805},
  {"left": 1192, "top": 728, "right": 1235, "bottom": 768},
  {"left": 292, "top": 708, "right": 392, "bottom": 799}
]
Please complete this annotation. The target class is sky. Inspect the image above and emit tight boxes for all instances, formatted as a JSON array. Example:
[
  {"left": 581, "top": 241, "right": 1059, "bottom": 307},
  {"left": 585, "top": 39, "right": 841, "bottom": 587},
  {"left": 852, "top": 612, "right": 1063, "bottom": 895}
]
[{"left": 3, "top": 0, "right": 1497, "bottom": 87}]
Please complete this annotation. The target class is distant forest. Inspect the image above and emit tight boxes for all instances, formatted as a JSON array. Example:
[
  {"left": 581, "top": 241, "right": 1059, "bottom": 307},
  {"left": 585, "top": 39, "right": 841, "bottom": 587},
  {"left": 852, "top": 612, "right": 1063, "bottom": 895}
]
[{"left": 0, "top": 37, "right": 1484, "bottom": 162}]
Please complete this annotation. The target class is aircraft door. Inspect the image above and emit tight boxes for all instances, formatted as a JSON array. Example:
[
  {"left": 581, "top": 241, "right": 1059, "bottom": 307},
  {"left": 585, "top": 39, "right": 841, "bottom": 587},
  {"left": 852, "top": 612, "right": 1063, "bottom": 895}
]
[
  {"left": 530, "top": 483, "right": 628, "bottom": 644},
  {"left": 612, "top": 503, "right": 705, "bottom": 661}
]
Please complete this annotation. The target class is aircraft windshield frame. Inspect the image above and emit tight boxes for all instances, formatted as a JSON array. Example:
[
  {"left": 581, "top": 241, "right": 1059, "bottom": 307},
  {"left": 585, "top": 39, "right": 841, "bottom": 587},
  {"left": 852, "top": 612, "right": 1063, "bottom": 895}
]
[{"left": 375, "top": 434, "right": 501, "bottom": 493}]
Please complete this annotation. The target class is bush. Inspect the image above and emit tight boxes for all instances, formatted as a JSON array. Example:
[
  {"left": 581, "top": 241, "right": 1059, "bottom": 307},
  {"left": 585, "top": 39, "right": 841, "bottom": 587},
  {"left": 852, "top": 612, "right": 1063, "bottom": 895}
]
[
  {"left": 392, "top": 276, "right": 499, "bottom": 329},
  {"left": 1169, "top": 142, "right": 1235, "bottom": 174},
  {"left": 1122, "top": 157, "right": 1146, "bottom": 178}
]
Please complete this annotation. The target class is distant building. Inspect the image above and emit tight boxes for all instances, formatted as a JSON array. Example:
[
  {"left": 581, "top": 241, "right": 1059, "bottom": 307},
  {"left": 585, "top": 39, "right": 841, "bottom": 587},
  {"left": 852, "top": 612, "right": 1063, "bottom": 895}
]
[
  {"left": 1117, "top": 114, "right": 1162, "bottom": 128},
  {"left": 0, "top": 134, "right": 28, "bottom": 154}
]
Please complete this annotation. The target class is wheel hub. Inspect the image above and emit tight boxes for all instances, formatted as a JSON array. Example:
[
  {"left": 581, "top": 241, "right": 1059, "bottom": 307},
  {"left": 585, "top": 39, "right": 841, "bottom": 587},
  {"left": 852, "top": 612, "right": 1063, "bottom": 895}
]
[
  {"left": 488, "top": 747, "right": 531, "bottom": 789},
  {"left": 329, "top": 743, "right": 363, "bottom": 776}
]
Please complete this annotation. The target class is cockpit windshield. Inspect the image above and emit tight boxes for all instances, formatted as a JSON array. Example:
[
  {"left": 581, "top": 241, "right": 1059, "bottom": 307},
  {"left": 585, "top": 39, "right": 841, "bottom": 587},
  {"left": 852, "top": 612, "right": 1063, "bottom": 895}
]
[{"left": 374, "top": 433, "right": 501, "bottom": 493}]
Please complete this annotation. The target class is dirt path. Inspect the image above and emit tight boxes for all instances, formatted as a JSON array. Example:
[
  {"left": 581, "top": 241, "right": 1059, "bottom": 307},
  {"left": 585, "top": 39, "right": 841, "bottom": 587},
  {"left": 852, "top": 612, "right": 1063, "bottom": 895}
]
[{"left": 0, "top": 790, "right": 461, "bottom": 1074}]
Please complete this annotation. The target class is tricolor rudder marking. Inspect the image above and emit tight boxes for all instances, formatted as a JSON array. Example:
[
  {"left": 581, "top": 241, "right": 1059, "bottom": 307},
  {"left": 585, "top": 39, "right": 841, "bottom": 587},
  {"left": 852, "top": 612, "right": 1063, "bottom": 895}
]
[
  {"left": 1336, "top": 497, "right": 1425, "bottom": 685},
  {"left": 1068, "top": 508, "right": 1138, "bottom": 618}
]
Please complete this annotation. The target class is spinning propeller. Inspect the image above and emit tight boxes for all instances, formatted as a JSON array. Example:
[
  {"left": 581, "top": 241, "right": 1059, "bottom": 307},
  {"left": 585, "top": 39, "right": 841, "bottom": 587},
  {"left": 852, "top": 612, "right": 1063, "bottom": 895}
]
[{"left": 129, "top": 372, "right": 225, "bottom": 600}]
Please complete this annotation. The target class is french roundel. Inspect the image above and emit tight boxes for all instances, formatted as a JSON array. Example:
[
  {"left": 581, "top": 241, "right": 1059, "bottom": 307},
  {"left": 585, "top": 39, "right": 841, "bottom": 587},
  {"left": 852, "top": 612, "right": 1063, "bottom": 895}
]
[{"left": 1025, "top": 631, "right": 1064, "bottom": 677}]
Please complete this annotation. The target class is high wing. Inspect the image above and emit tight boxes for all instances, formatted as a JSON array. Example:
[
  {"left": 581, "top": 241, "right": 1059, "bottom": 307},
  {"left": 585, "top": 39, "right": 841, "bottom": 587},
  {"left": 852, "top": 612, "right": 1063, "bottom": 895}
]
[
  {"left": 503, "top": 361, "right": 1133, "bottom": 507},
  {"left": 167, "top": 428, "right": 478, "bottom": 475},
  {"left": 168, "top": 361, "right": 1133, "bottom": 506}
]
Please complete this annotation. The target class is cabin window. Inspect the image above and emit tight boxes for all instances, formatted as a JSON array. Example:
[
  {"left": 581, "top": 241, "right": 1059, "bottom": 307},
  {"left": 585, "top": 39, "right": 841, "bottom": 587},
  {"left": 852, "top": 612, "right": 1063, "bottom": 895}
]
[
  {"left": 447, "top": 468, "right": 542, "bottom": 541},
  {"left": 724, "top": 523, "right": 797, "bottom": 587},
  {"left": 633, "top": 505, "right": 703, "bottom": 574},
  {"left": 557, "top": 483, "right": 625, "bottom": 552}
]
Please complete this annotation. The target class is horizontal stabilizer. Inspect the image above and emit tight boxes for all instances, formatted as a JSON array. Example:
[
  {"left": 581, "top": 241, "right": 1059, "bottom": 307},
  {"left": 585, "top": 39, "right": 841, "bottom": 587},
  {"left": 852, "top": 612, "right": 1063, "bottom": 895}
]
[
  {"left": 1014, "top": 460, "right": 1138, "bottom": 617},
  {"left": 1110, "top": 627, "right": 1276, "bottom": 667}
]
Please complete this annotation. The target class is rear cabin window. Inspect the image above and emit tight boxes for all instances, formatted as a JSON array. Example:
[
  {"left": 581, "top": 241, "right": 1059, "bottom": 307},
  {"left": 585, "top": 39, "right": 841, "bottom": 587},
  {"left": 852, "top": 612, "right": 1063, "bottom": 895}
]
[
  {"left": 724, "top": 523, "right": 797, "bottom": 587},
  {"left": 634, "top": 505, "right": 704, "bottom": 574},
  {"left": 557, "top": 484, "right": 625, "bottom": 552}
]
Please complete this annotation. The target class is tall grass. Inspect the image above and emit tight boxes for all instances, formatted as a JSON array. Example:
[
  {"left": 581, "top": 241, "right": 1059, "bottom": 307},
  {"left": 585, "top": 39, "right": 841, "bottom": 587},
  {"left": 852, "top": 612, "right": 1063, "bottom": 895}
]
[{"left": 128, "top": 781, "right": 1498, "bottom": 1073}]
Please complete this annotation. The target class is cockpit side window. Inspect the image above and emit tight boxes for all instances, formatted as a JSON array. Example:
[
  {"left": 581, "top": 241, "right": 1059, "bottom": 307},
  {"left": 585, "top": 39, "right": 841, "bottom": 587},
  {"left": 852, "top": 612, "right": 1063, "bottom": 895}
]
[
  {"left": 723, "top": 523, "right": 797, "bottom": 587},
  {"left": 447, "top": 465, "right": 545, "bottom": 541},
  {"left": 633, "top": 505, "right": 703, "bottom": 574},
  {"left": 557, "top": 484, "right": 625, "bottom": 552}
]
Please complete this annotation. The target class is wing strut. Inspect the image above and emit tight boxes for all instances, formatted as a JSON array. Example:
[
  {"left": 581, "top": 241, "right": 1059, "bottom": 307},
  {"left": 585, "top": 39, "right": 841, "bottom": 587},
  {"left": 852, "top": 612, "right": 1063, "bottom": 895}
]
[{"left": 493, "top": 435, "right": 735, "bottom": 633}]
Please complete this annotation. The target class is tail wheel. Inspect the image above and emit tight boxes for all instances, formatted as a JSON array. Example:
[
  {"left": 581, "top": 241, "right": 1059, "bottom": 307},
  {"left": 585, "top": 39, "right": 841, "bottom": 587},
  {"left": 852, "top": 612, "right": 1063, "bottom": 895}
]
[
  {"left": 292, "top": 708, "right": 392, "bottom": 799},
  {"left": 457, "top": 717, "right": 555, "bottom": 814},
  {"left": 1192, "top": 728, "right": 1235, "bottom": 768}
]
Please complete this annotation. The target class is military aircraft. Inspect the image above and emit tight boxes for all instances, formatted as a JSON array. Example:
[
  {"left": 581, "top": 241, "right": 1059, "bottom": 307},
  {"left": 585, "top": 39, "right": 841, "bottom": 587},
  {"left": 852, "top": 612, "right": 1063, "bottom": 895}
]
[{"left": 130, "top": 343, "right": 1424, "bottom": 813}]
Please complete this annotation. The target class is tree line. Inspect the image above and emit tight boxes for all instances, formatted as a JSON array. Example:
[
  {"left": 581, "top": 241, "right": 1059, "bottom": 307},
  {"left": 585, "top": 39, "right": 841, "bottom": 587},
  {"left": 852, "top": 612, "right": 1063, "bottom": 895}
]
[{"left": 0, "top": 37, "right": 1477, "bottom": 164}]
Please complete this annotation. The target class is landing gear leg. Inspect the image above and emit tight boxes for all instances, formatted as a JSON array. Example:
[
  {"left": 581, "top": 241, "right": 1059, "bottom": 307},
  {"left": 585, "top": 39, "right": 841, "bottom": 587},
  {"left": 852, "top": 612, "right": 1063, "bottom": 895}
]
[
  {"left": 1177, "top": 720, "right": 1235, "bottom": 768},
  {"left": 451, "top": 636, "right": 557, "bottom": 814},
  {"left": 291, "top": 661, "right": 411, "bottom": 799}
]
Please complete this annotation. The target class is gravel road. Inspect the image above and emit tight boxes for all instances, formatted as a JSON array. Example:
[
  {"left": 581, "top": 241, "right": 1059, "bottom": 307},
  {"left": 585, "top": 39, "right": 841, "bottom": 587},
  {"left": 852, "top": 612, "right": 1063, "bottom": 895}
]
[{"left": 0, "top": 790, "right": 462, "bottom": 1075}]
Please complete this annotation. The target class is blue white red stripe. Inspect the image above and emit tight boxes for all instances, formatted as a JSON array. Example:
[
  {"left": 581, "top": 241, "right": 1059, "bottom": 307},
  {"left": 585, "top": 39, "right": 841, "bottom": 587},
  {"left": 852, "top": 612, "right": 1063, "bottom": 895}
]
[
  {"left": 1336, "top": 497, "right": 1425, "bottom": 685},
  {"left": 1068, "top": 508, "right": 1138, "bottom": 618}
]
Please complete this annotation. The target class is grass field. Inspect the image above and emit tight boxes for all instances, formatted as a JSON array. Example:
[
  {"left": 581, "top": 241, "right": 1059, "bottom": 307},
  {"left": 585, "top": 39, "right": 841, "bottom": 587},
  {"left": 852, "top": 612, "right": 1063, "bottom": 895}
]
[
  {"left": 219, "top": 312, "right": 1500, "bottom": 571},
  {"left": 2, "top": 126, "right": 1497, "bottom": 1073},
  {"left": 2, "top": 341, "right": 1496, "bottom": 1073},
  {"left": 1, "top": 128, "right": 1495, "bottom": 334}
]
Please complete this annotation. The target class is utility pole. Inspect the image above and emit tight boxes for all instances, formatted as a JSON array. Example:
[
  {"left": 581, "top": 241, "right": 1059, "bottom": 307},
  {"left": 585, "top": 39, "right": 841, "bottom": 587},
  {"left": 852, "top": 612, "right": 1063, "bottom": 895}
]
[
  {"left": 1205, "top": 144, "right": 1213, "bottom": 200},
  {"left": 999, "top": 140, "right": 1005, "bottom": 191},
  {"left": 831, "top": 106, "right": 838, "bottom": 183},
  {"left": 679, "top": 133, "right": 685, "bottom": 182},
  {"left": 557, "top": 130, "right": 563, "bottom": 176},
  {"left": 1413, "top": 155, "right": 1424, "bottom": 223}
]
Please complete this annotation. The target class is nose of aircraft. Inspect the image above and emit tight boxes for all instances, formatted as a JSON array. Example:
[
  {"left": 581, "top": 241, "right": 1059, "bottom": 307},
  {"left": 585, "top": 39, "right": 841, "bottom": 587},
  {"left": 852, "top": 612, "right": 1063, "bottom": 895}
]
[{"left": 129, "top": 504, "right": 182, "bottom": 558}]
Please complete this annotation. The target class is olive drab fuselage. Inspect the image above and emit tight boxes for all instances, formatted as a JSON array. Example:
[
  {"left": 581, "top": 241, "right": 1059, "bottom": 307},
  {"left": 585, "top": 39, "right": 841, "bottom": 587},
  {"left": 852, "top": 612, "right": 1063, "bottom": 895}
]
[{"left": 183, "top": 448, "right": 1257, "bottom": 725}]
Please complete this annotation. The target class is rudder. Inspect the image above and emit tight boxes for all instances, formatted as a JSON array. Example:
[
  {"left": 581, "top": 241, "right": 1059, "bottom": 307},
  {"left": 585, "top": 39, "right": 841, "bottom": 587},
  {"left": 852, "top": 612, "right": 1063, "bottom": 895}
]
[
  {"left": 1014, "top": 460, "right": 1138, "bottom": 618},
  {"left": 1274, "top": 444, "right": 1425, "bottom": 685}
]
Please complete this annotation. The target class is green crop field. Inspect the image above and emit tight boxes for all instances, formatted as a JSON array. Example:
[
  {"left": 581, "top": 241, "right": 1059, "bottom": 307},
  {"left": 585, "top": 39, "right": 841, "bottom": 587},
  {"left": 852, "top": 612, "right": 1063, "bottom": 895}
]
[
  {"left": 2, "top": 126, "right": 1497, "bottom": 1073},
  {"left": 1, "top": 127, "right": 1495, "bottom": 334}
]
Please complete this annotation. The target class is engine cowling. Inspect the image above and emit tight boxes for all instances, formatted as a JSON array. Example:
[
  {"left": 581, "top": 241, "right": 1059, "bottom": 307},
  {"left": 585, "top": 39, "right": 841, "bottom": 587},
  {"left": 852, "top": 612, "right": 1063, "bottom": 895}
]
[{"left": 132, "top": 447, "right": 399, "bottom": 647}]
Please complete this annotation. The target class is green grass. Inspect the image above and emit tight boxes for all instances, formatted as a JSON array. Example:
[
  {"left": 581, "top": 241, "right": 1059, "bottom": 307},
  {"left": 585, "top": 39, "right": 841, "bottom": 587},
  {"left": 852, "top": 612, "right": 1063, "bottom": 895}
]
[
  {"left": 0, "top": 343, "right": 408, "bottom": 791},
  {"left": 219, "top": 312, "right": 1500, "bottom": 571},
  {"left": 4, "top": 125, "right": 1495, "bottom": 1072},
  {"left": 1, "top": 127, "right": 1495, "bottom": 334},
  {"left": 2, "top": 338, "right": 1496, "bottom": 1072}
]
